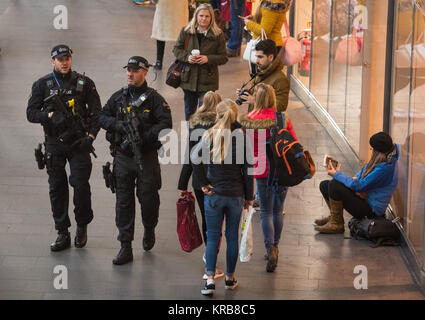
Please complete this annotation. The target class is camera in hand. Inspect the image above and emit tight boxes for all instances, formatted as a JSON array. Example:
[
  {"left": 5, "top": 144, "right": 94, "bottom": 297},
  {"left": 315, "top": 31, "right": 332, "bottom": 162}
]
[{"left": 235, "top": 89, "right": 249, "bottom": 106}]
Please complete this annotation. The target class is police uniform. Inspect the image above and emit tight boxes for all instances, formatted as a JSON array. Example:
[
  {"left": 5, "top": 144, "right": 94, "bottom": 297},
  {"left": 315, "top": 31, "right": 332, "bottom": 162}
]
[
  {"left": 26, "top": 45, "right": 101, "bottom": 251},
  {"left": 99, "top": 56, "right": 172, "bottom": 264}
]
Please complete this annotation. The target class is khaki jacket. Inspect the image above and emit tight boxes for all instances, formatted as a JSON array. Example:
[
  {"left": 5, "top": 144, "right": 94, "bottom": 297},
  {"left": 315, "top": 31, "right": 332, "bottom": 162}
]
[
  {"left": 173, "top": 27, "right": 228, "bottom": 92},
  {"left": 248, "top": 58, "right": 290, "bottom": 112}
]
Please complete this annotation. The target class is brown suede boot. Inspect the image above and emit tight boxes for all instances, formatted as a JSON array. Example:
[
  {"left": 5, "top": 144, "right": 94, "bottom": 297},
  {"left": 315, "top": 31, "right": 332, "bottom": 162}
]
[
  {"left": 266, "top": 245, "right": 279, "bottom": 272},
  {"left": 314, "top": 199, "right": 331, "bottom": 226},
  {"left": 314, "top": 199, "right": 344, "bottom": 234},
  {"left": 314, "top": 216, "right": 330, "bottom": 226}
]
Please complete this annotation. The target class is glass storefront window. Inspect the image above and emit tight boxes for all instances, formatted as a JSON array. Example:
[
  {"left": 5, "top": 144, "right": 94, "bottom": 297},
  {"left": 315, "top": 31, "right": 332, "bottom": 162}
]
[
  {"left": 310, "top": 0, "right": 332, "bottom": 108},
  {"left": 391, "top": 0, "right": 425, "bottom": 270},
  {"left": 308, "top": 0, "right": 367, "bottom": 154},
  {"left": 292, "top": 0, "right": 313, "bottom": 88}
]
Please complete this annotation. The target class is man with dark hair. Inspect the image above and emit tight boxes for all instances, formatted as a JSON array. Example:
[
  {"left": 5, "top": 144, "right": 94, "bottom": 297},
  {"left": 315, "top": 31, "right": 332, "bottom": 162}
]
[
  {"left": 27, "top": 45, "right": 101, "bottom": 251},
  {"left": 238, "top": 39, "right": 290, "bottom": 112},
  {"left": 99, "top": 56, "right": 172, "bottom": 265},
  {"left": 255, "top": 39, "right": 278, "bottom": 58}
]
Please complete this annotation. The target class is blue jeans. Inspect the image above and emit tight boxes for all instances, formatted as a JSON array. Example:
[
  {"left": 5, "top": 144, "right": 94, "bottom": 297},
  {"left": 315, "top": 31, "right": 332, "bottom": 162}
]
[
  {"left": 256, "top": 178, "right": 288, "bottom": 250},
  {"left": 227, "top": 0, "right": 246, "bottom": 52},
  {"left": 204, "top": 193, "right": 243, "bottom": 277},
  {"left": 183, "top": 90, "right": 206, "bottom": 121}
]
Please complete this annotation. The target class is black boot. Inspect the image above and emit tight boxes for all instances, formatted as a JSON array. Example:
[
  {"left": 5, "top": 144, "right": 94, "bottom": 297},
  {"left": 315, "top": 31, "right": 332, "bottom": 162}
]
[
  {"left": 112, "top": 243, "right": 133, "bottom": 265},
  {"left": 51, "top": 231, "right": 71, "bottom": 252},
  {"left": 143, "top": 227, "right": 155, "bottom": 251},
  {"left": 74, "top": 225, "right": 87, "bottom": 248}
]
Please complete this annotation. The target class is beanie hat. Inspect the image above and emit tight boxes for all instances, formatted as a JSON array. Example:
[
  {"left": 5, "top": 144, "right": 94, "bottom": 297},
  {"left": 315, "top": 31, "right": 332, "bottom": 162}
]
[{"left": 369, "top": 132, "right": 394, "bottom": 154}]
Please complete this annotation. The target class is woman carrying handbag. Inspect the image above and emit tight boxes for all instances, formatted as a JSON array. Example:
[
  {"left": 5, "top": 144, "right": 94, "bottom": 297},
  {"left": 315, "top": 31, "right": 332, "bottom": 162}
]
[{"left": 173, "top": 3, "right": 228, "bottom": 121}]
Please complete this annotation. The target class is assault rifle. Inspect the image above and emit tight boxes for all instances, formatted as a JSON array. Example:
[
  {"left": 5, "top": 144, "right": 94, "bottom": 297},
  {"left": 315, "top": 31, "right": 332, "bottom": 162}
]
[
  {"left": 120, "top": 90, "right": 152, "bottom": 170},
  {"left": 43, "top": 91, "right": 97, "bottom": 158}
]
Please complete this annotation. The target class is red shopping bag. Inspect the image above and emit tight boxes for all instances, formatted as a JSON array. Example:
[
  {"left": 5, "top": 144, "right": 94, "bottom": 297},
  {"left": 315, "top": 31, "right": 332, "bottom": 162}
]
[
  {"left": 221, "top": 0, "right": 231, "bottom": 22},
  {"left": 176, "top": 192, "right": 203, "bottom": 252}
]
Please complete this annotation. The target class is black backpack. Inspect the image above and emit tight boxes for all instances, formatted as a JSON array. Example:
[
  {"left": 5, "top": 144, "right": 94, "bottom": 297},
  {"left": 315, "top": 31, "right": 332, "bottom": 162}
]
[
  {"left": 348, "top": 216, "right": 401, "bottom": 248},
  {"left": 265, "top": 112, "right": 315, "bottom": 187}
]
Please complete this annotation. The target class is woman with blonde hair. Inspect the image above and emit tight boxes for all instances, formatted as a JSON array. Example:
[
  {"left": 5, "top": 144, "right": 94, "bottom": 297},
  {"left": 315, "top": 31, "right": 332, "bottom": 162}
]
[
  {"left": 178, "top": 91, "right": 220, "bottom": 244},
  {"left": 239, "top": 83, "right": 296, "bottom": 272},
  {"left": 173, "top": 3, "right": 228, "bottom": 120},
  {"left": 191, "top": 99, "right": 254, "bottom": 296}
]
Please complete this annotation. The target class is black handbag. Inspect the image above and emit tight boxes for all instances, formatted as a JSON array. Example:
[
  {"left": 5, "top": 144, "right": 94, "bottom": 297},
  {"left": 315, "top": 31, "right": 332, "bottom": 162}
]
[
  {"left": 166, "top": 60, "right": 184, "bottom": 88},
  {"left": 166, "top": 34, "right": 191, "bottom": 89}
]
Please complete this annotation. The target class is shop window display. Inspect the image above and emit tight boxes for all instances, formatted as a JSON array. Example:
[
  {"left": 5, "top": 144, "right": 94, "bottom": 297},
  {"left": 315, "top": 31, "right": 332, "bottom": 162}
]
[
  {"left": 306, "top": 0, "right": 367, "bottom": 154},
  {"left": 292, "top": 0, "right": 313, "bottom": 85},
  {"left": 391, "top": 0, "right": 425, "bottom": 268}
]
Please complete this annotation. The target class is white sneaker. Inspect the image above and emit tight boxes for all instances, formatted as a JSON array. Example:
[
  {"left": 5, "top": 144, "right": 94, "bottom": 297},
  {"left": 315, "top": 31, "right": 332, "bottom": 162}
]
[{"left": 201, "top": 282, "right": 215, "bottom": 296}]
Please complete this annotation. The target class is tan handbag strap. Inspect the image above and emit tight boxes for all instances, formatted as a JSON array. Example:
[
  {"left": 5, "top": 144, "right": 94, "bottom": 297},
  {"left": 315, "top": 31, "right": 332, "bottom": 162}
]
[{"left": 184, "top": 33, "right": 191, "bottom": 50}]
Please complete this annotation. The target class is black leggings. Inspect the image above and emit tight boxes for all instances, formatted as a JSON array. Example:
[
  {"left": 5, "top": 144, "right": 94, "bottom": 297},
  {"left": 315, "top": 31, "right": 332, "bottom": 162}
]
[
  {"left": 319, "top": 179, "right": 375, "bottom": 219},
  {"left": 156, "top": 40, "right": 165, "bottom": 63}
]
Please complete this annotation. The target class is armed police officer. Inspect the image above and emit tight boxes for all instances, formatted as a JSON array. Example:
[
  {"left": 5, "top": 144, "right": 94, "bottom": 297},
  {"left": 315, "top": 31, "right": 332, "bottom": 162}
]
[
  {"left": 26, "top": 45, "right": 101, "bottom": 252},
  {"left": 99, "top": 56, "right": 172, "bottom": 265}
]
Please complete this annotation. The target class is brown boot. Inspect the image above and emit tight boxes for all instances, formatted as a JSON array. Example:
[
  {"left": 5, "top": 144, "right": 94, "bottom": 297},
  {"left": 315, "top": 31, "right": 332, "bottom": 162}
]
[
  {"left": 314, "top": 199, "right": 331, "bottom": 226},
  {"left": 314, "top": 216, "right": 330, "bottom": 226},
  {"left": 314, "top": 199, "right": 344, "bottom": 234},
  {"left": 266, "top": 245, "right": 279, "bottom": 273}
]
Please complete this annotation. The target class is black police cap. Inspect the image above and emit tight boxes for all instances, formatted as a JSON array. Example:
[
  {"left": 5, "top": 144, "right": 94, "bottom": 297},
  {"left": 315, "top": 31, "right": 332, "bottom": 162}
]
[
  {"left": 123, "top": 56, "right": 151, "bottom": 71},
  {"left": 51, "top": 45, "right": 73, "bottom": 59}
]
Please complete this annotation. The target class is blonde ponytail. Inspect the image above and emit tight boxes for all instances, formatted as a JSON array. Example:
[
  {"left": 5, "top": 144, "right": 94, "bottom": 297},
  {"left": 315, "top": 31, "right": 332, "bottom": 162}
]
[
  {"left": 194, "top": 91, "right": 221, "bottom": 115},
  {"left": 208, "top": 99, "right": 237, "bottom": 163}
]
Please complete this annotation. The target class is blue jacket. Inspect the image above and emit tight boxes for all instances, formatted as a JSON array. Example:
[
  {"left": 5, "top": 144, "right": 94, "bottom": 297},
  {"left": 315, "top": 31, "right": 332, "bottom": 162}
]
[{"left": 333, "top": 144, "right": 399, "bottom": 216}]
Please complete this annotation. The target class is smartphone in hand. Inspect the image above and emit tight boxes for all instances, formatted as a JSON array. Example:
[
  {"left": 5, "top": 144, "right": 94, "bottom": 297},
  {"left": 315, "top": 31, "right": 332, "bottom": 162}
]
[{"left": 323, "top": 154, "right": 340, "bottom": 170}]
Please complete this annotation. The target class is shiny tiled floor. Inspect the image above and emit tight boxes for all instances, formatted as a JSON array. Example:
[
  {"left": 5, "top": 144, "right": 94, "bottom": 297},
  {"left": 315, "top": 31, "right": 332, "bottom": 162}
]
[{"left": 0, "top": 0, "right": 423, "bottom": 300}]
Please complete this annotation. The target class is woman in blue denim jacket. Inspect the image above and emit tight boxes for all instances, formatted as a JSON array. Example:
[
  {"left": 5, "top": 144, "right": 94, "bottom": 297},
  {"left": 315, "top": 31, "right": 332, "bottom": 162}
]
[
  {"left": 191, "top": 99, "right": 254, "bottom": 296},
  {"left": 315, "top": 132, "right": 399, "bottom": 234}
]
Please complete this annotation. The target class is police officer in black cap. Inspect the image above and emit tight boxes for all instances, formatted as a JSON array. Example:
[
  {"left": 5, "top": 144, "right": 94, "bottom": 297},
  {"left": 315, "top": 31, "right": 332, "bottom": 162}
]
[
  {"left": 26, "top": 45, "right": 101, "bottom": 251},
  {"left": 99, "top": 56, "right": 172, "bottom": 265}
]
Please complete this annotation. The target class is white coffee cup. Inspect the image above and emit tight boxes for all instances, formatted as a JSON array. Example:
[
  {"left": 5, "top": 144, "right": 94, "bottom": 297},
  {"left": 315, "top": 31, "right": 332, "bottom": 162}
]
[{"left": 191, "top": 49, "right": 200, "bottom": 56}]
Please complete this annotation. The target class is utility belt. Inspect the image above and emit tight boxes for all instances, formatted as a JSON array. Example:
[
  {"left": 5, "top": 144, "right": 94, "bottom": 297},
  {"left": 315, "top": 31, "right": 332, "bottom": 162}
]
[{"left": 44, "top": 133, "right": 82, "bottom": 145}]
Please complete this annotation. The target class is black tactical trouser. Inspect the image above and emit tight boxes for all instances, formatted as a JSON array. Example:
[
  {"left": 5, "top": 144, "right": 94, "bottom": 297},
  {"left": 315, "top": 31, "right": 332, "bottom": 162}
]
[
  {"left": 45, "top": 139, "right": 93, "bottom": 232},
  {"left": 114, "top": 150, "right": 162, "bottom": 243}
]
